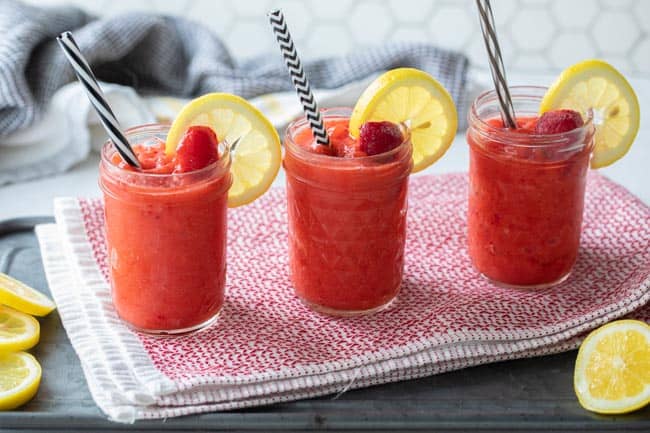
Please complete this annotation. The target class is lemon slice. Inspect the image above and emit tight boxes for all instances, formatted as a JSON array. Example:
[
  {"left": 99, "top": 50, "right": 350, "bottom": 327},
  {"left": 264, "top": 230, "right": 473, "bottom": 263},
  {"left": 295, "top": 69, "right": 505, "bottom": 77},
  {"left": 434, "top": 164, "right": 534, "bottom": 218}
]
[
  {"left": 0, "top": 305, "right": 40, "bottom": 352},
  {"left": 166, "top": 93, "right": 282, "bottom": 208},
  {"left": 0, "top": 352, "right": 41, "bottom": 410},
  {"left": 349, "top": 68, "right": 458, "bottom": 173},
  {"left": 0, "top": 273, "right": 55, "bottom": 317},
  {"left": 539, "top": 60, "right": 640, "bottom": 169},
  {"left": 574, "top": 320, "right": 650, "bottom": 414}
]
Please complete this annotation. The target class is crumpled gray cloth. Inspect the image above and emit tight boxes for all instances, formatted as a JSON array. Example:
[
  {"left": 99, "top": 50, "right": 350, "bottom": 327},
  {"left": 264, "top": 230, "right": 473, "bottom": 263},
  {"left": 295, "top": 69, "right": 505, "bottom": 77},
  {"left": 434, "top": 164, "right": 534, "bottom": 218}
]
[{"left": 0, "top": 0, "right": 469, "bottom": 138}]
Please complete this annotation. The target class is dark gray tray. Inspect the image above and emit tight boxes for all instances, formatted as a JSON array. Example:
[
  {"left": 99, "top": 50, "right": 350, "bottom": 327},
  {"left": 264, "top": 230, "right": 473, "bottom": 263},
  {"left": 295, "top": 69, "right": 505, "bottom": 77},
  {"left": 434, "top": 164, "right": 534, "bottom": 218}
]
[{"left": 1, "top": 217, "right": 649, "bottom": 432}]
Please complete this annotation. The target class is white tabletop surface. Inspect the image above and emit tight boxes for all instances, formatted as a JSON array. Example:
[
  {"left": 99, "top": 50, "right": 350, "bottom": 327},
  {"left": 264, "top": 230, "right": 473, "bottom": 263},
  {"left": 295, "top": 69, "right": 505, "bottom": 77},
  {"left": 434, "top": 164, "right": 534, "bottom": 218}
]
[{"left": 1, "top": 75, "right": 648, "bottom": 220}]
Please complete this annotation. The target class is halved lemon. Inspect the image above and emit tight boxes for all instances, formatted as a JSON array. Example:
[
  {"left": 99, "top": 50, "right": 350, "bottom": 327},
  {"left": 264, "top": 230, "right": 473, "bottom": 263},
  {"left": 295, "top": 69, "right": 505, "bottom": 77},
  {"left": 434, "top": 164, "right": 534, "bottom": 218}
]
[
  {"left": 0, "top": 272, "right": 55, "bottom": 317},
  {"left": 574, "top": 319, "right": 650, "bottom": 414},
  {"left": 539, "top": 60, "right": 640, "bottom": 169},
  {"left": 349, "top": 68, "right": 458, "bottom": 173},
  {"left": 0, "top": 352, "right": 41, "bottom": 410},
  {"left": 0, "top": 305, "right": 40, "bottom": 352},
  {"left": 166, "top": 93, "right": 282, "bottom": 208}
]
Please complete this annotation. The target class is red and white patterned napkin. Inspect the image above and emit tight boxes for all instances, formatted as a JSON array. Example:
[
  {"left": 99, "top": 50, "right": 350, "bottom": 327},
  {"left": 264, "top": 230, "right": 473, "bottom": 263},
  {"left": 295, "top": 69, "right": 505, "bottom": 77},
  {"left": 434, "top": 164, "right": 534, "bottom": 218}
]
[{"left": 36, "top": 173, "right": 650, "bottom": 423}]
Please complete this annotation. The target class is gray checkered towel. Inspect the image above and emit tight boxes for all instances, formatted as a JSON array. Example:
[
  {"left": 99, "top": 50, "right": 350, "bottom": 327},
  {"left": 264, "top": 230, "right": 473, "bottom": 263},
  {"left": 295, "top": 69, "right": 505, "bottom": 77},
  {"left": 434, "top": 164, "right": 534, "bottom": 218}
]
[{"left": 0, "top": 0, "right": 469, "bottom": 138}]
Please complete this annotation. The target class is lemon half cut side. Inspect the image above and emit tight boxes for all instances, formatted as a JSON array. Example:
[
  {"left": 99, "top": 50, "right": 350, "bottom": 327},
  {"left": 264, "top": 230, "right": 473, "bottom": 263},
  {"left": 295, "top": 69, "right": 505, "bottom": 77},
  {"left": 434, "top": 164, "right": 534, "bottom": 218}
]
[
  {"left": 574, "top": 320, "right": 650, "bottom": 414},
  {"left": 0, "top": 352, "right": 42, "bottom": 410}
]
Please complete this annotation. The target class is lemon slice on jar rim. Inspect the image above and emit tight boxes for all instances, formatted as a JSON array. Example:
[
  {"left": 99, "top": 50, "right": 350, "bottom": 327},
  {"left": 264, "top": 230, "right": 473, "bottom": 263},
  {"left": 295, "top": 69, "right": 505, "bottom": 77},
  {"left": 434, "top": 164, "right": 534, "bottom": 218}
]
[
  {"left": 539, "top": 59, "right": 640, "bottom": 169},
  {"left": 166, "top": 93, "right": 282, "bottom": 208},
  {"left": 349, "top": 68, "right": 458, "bottom": 173}
]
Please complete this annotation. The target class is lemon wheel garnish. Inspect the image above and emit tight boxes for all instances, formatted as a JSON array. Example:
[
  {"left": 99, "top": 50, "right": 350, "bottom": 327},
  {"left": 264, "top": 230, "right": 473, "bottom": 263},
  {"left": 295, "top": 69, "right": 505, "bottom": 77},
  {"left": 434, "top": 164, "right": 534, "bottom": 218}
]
[
  {"left": 166, "top": 93, "right": 282, "bottom": 208},
  {"left": 349, "top": 68, "right": 458, "bottom": 173},
  {"left": 574, "top": 320, "right": 650, "bottom": 414},
  {"left": 0, "top": 305, "right": 40, "bottom": 352},
  {"left": 0, "top": 352, "right": 41, "bottom": 410},
  {"left": 0, "top": 272, "right": 55, "bottom": 317},
  {"left": 539, "top": 60, "right": 640, "bottom": 169}
]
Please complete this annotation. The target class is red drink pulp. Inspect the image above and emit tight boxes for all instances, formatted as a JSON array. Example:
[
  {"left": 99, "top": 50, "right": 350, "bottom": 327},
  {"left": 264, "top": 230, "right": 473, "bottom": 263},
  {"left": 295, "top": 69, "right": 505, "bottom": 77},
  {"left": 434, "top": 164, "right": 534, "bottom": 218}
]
[
  {"left": 284, "top": 108, "right": 412, "bottom": 315},
  {"left": 466, "top": 87, "right": 595, "bottom": 288},
  {"left": 99, "top": 124, "right": 232, "bottom": 333}
]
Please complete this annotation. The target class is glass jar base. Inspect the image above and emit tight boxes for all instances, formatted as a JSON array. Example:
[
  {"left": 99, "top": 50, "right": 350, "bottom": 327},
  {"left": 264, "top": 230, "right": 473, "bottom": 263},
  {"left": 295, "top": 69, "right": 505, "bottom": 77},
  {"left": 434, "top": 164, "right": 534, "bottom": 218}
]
[
  {"left": 298, "top": 296, "right": 397, "bottom": 317},
  {"left": 121, "top": 310, "right": 222, "bottom": 335},
  {"left": 480, "top": 270, "right": 572, "bottom": 290}
]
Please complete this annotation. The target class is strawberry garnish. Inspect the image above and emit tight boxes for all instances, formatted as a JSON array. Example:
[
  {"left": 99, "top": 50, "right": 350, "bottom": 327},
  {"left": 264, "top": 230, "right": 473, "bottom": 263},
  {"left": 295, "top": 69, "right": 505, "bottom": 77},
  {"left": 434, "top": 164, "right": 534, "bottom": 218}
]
[
  {"left": 174, "top": 126, "right": 220, "bottom": 173},
  {"left": 534, "top": 109, "right": 584, "bottom": 135},
  {"left": 358, "top": 121, "right": 403, "bottom": 156}
]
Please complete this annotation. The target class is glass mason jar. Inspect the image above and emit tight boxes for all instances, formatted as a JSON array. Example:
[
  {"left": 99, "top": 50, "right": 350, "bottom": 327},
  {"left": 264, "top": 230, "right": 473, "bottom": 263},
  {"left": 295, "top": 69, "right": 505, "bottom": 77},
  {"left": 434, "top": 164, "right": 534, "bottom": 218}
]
[
  {"left": 283, "top": 108, "right": 413, "bottom": 316},
  {"left": 466, "top": 86, "right": 595, "bottom": 289},
  {"left": 99, "top": 124, "right": 232, "bottom": 334}
]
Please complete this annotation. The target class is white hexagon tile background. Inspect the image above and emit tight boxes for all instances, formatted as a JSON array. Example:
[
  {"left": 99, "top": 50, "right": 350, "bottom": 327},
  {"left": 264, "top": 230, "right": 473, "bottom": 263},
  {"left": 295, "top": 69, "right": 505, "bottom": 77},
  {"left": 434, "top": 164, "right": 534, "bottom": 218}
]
[{"left": 25, "top": 0, "right": 650, "bottom": 76}]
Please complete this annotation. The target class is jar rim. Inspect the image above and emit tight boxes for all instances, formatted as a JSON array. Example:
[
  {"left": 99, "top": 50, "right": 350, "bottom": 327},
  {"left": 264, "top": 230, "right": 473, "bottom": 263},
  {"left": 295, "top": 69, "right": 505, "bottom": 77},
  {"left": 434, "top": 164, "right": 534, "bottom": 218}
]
[
  {"left": 284, "top": 107, "right": 412, "bottom": 164},
  {"left": 100, "top": 123, "right": 231, "bottom": 180},
  {"left": 468, "top": 85, "right": 595, "bottom": 148}
]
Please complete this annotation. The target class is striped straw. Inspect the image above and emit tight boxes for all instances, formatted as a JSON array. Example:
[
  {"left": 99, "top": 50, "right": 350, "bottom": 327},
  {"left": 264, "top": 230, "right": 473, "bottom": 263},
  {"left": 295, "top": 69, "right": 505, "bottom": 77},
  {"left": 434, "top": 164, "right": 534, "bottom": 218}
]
[
  {"left": 475, "top": 0, "right": 517, "bottom": 129},
  {"left": 56, "top": 31, "right": 141, "bottom": 168},
  {"left": 268, "top": 9, "right": 330, "bottom": 146}
]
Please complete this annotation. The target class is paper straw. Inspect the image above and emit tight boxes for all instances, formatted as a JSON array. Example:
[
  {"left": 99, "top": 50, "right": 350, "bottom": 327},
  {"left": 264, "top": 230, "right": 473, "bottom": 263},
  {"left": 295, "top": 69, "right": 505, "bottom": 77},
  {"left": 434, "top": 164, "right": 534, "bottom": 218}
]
[
  {"left": 268, "top": 9, "right": 330, "bottom": 146},
  {"left": 475, "top": 0, "right": 517, "bottom": 128},
  {"left": 57, "top": 31, "right": 141, "bottom": 168}
]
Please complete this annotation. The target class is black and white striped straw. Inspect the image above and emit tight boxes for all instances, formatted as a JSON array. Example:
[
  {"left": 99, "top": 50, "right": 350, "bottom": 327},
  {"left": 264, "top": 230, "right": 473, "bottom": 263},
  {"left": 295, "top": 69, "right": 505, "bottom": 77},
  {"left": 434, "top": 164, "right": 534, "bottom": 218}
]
[
  {"left": 475, "top": 0, "right": 517, "bottom": 129},
  {"left": 268, "top": 9, "right": 330, "bottom": 146},
  {"left": 57, "top": 31, "right": 141, "bottom": 168}
]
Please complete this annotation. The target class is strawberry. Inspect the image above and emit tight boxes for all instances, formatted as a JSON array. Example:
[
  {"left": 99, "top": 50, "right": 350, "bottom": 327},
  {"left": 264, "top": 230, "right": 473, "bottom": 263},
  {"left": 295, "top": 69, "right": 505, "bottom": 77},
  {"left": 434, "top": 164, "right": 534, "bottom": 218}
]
[
  {"left": 174, "top": 126, "right": 220, "bottom": 173},
  {"left": 358, "top": 121, "right": 403, "bottom": 156},
  {"left": 534, "top": 109, "right": 584, "bottom": 135}
]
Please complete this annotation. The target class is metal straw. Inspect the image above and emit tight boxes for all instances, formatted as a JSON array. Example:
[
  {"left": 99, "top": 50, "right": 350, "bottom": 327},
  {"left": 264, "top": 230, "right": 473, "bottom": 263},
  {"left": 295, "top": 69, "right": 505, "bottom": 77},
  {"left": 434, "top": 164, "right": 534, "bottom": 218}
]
[
  {"left": 268, "top": 9, "right": 330, "bottom": 146},
  {"left": 475, "top": 0, "right": 517, "bottom": 128},
  {"left": 57, "top": 31, "right": 141, "bottom": 168}
]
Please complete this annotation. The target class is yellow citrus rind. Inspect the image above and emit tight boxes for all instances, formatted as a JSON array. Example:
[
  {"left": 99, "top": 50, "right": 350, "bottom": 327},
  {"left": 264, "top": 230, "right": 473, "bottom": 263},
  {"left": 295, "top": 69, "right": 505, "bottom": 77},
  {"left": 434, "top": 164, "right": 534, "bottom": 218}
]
[
  {"left": 166, "top": 93, "right": 282, "bottom": 208},
  {"left": 349, "top": 68, "right": 458, "bottom": 173},
  {"left": 0, "top": 272, "right": 55, "bottom": 317},
  {"left": 540, "top": 59, "right": 640, "bottom": 169}
]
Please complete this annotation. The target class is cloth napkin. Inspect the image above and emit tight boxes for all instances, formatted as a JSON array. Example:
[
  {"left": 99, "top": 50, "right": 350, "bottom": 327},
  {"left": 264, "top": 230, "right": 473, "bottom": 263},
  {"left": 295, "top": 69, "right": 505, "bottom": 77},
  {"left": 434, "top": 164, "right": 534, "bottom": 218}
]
[
  {"left": 0, "top": 0, "right": 468, "bottom": 184},
  {"left": 36, "top": 173, "right": 650, "bottom": 423}
]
